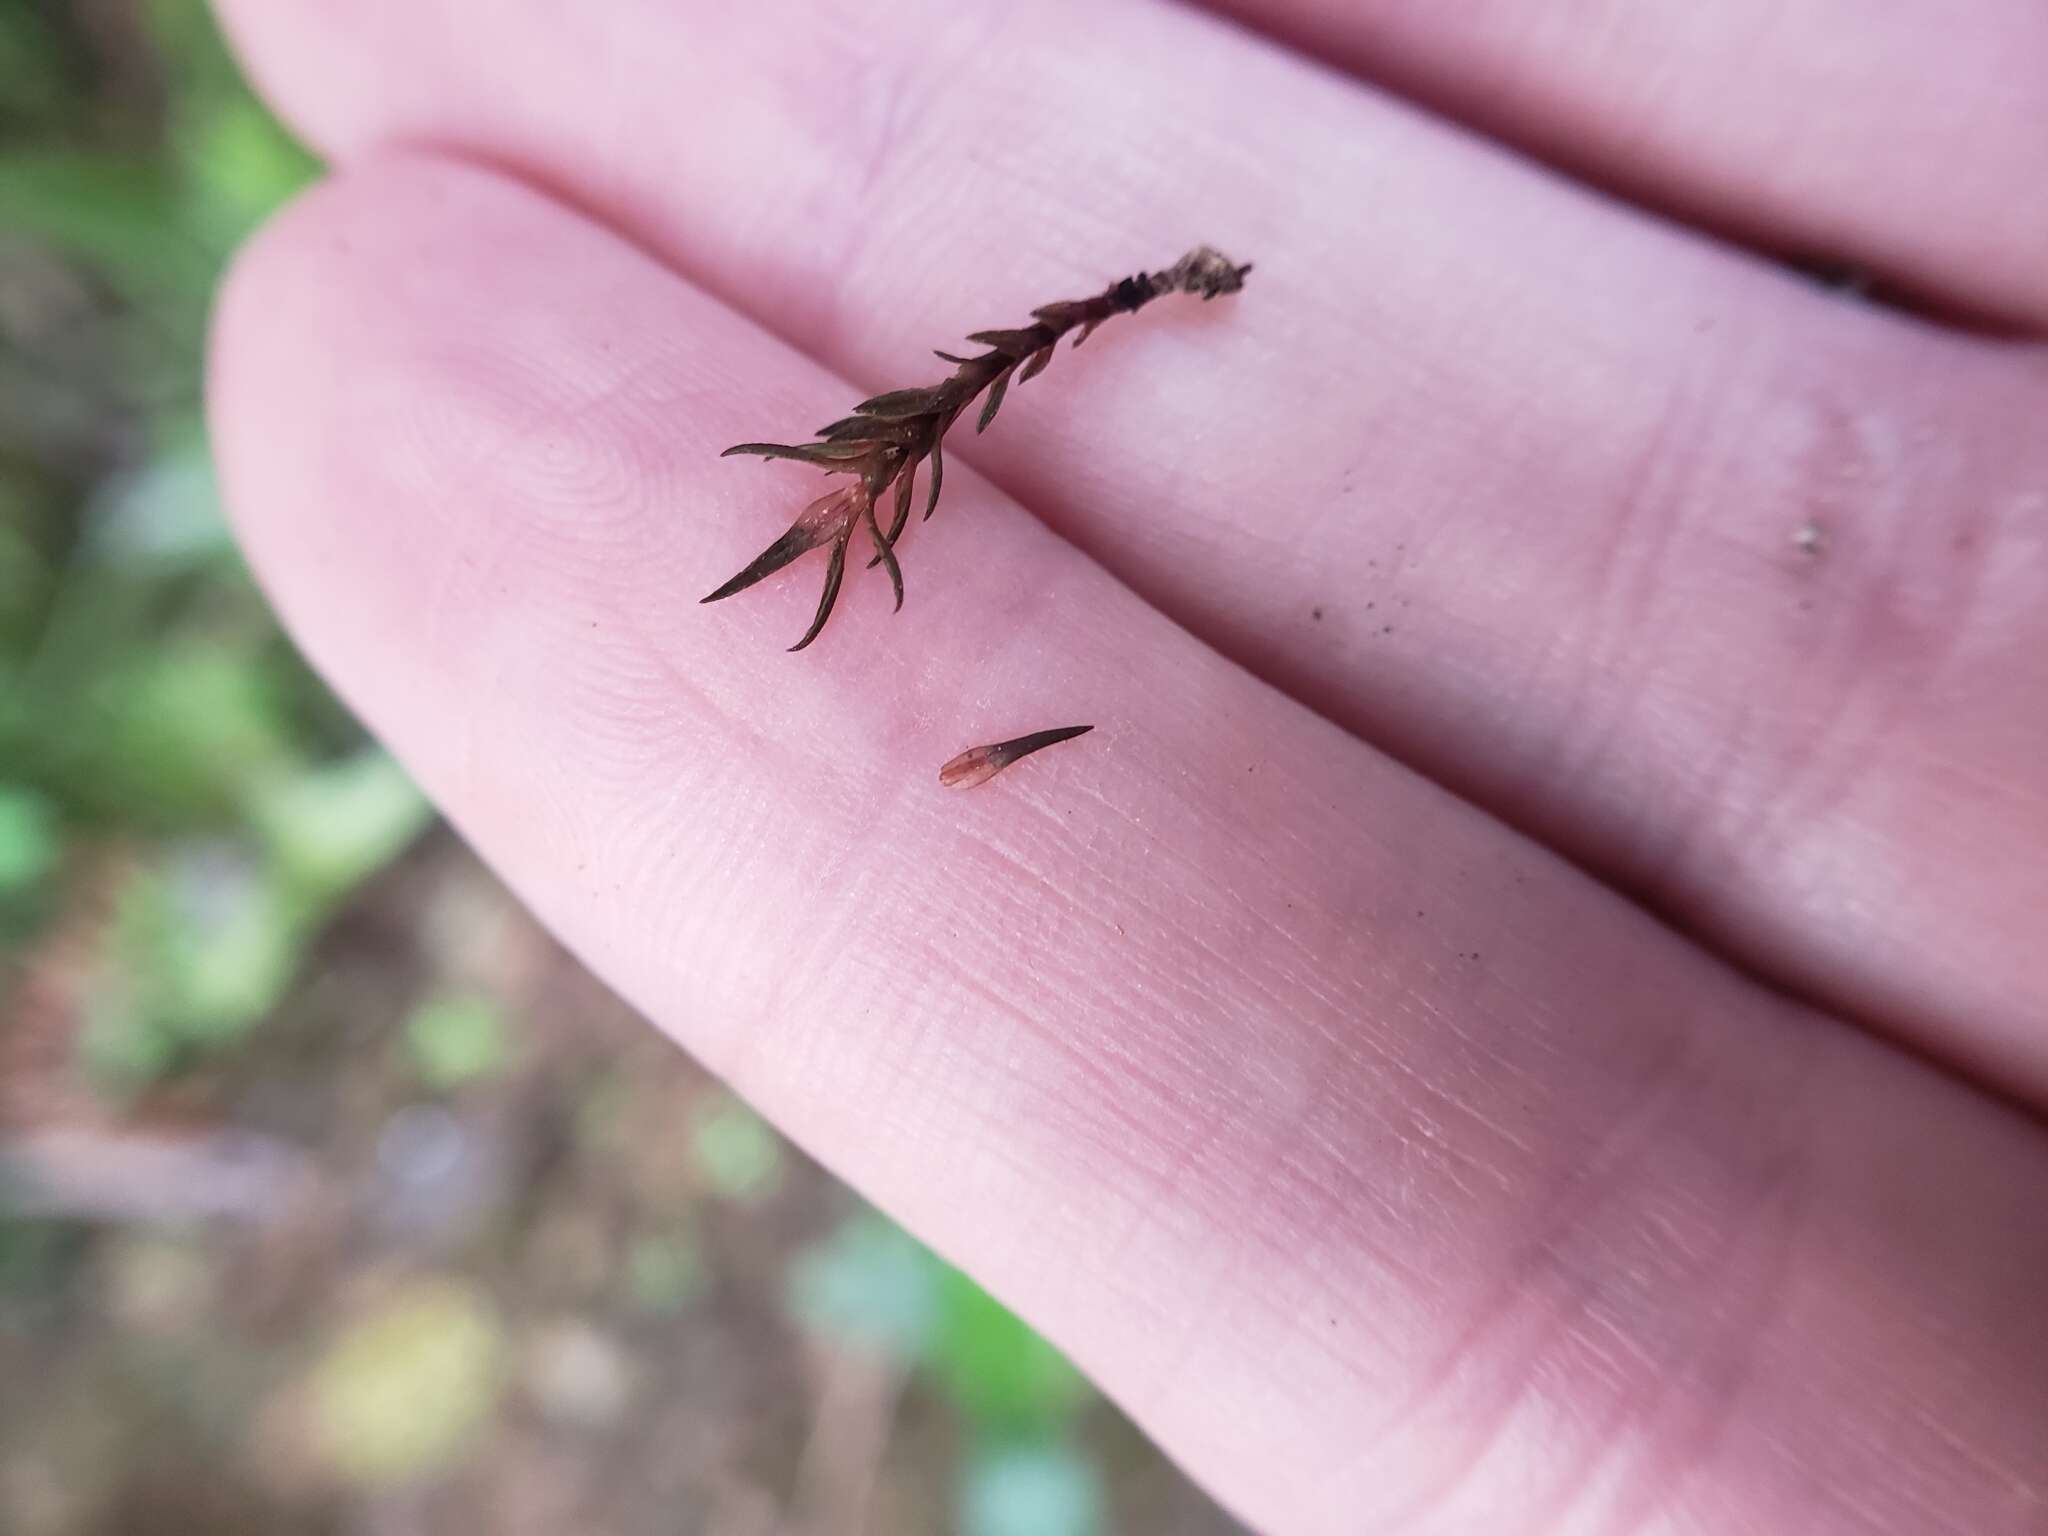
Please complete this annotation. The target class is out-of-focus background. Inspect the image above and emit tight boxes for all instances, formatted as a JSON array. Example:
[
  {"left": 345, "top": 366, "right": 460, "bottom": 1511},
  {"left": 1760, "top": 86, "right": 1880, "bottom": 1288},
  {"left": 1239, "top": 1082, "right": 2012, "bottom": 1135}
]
[{"left": 0, "top": 6, "right": 1240, "bottom": 1531}]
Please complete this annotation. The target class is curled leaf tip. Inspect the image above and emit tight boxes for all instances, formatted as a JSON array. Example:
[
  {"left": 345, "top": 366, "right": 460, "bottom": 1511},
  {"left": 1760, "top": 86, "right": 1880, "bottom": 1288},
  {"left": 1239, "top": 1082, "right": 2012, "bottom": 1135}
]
[
  {"left": 786, "top": 532, "right": 851, "bottom": 652},
  {"left": 859, "top": 497, "right": 905, "bottom": 612},
  {"left": 1162, "top": 246, "right": 1253, "bottom": 300},
  {"left": 976, "top": 369, "right": 1013, "bottom": 433}
]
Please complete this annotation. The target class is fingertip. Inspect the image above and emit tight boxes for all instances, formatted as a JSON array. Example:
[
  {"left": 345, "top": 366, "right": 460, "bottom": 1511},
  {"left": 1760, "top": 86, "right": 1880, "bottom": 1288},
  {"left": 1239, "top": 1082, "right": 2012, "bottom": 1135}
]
[{"left": 207, "top": 168, "right": 355, "bottom": 554}]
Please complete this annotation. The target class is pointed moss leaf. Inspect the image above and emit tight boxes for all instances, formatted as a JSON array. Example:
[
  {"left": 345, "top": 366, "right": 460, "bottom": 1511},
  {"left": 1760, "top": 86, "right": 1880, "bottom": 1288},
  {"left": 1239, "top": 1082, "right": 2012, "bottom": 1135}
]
[
  {"left": 977, "top": 369, "right": 1014, "bottom": 433},
  {"left": 701, "top": 522, "right": 826, "bottom": 604},
  {"left": 923, "top": 442, "right": 945, "bottom": 520},
  {"left": 788, "top": 531, "right": 850, "bottom": 651},
  {"left": 720, "top": 440, "right": 869, "bottom": 466},
  {"left": 861, "top": 497, "right": 904, "bottom": 611},
  {"left": 853, "top": 387, "right": 944, "bottom": 420},
  {"left": 869, "top": 460, "right": 918, "bottom": 566},
  {"left": 964, "top": 327, "right": 1044, "bottom": 355}
]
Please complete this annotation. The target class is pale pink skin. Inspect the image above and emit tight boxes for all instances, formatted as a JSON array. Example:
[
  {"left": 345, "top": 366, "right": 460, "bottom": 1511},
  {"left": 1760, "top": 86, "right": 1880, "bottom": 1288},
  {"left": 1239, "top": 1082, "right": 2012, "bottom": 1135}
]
[{"left": 206, "top": 3, "right": 2048, "bottom": 1532}]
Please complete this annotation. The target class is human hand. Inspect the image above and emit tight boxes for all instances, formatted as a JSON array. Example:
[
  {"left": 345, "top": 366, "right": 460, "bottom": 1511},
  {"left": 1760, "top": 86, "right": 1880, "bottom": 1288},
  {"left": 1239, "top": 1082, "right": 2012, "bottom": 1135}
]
[{"left": 206, "top": 2, "right": 2048, "bottom": 1530}]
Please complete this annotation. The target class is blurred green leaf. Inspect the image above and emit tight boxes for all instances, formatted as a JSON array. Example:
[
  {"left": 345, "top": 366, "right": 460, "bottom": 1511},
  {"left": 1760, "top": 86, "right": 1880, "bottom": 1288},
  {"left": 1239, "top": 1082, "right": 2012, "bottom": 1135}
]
[
  {"left": 4, "top": 438, "right": 296, "bottom": 824},
  {"left": 404, "top": 991, "right": 511, "bottom": 1091},
  {"left": 0, "top": 150, "right": 218, "bottom": 312},
  {"left": 0, "top": 9, "right": 75, "bottom": 125},
  {"left": 934, "top": 1267, "right": 1089, "bottom": 1438},
  {"left": 0, "top": 783, "right": 59, "bottom": 894},
  {"left": 308, "top": 1278, "right": 505, "bottom": 1487},
  {"left": 148, "top": 0, "right": 320, "bottom": 243},
  {"left": 962, "top": 1442, "right": 1104, "bottom": 1536},
  {"left": 165, "top": 882, "right": 297, "bottom": 1044},
  {"left": 78, "top": 845, "right": 302, "bottom": 1087},
  {"left": 254, "top": 749, "right": 431, "bottom": 899},
  {"left": 787, "top": 1213, "right": 938, "bottom": 1365},
  {"left": 0, "top": 468, "right": 58, "bottom": 650},
  {"left": 180, "top": 93, "right": 320, "bottom": 249},
  {"left": 690, "top": 1093, "right": 784, "bottom": 1203},
  {"left": 83, "top": 642, "right": 296, "bottom": 821},
  {"left": 78, "top": 982, "right": 179, "bottom": 1089},
  {"left": 145, "top": 0, "right": 245, "bottom": 102}
]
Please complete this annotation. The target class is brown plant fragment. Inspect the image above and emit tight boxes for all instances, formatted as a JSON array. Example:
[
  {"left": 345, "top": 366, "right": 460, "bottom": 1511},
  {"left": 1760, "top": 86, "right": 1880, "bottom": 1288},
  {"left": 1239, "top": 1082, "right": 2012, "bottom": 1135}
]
[
  {"left": 704, "top": 248, "right": 1252, "bottom": 650},
  {"left": 938, "top": 725, "right": 1095, "bottom": 790}
]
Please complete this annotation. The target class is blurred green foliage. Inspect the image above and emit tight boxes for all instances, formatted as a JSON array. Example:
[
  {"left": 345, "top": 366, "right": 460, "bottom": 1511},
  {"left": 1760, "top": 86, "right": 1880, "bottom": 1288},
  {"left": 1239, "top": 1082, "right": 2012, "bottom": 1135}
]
[
  {"left": 0, "top": 780, "right": 57, "bottom": 892},
  {"left": 308, "top": 1277, "right": 506, "bottom": 1486},
  {"left": 1, "top": 0, "right": 427, "bottom": 1082},
  {"left": 689, "top": 1090, "right": 786, "bottom": 1203},
  {"left": 403, "top": 989, "right": 513, "bottom": 1091},
  {"left": 934, "top": 1261, "right": 1090, "bottom": 1440},
  {"left": 791, "top": 1211, "right": 1101, "bottom": 1533},
  {"left": 1, "top": 9, "right": 1117, "bottom": 1528}
]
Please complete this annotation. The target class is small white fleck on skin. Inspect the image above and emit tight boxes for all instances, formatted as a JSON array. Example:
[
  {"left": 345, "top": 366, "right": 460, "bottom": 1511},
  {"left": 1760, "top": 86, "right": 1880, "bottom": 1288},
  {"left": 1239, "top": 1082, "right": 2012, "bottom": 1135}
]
[{"left": 1793, "top": 518, "right": 1828, "bottom": 557}]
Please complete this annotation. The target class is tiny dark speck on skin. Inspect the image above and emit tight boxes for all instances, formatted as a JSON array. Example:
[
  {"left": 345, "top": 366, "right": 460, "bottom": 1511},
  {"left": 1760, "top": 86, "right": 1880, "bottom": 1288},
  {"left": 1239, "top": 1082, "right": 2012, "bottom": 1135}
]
[{"left": 1312, "top": 605, "right": 1324, "bottom": 621}]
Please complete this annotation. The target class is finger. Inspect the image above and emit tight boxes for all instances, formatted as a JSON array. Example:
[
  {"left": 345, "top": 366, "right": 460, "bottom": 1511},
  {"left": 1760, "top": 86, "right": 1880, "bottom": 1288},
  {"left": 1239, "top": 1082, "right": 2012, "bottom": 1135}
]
[
  {"left": 214, "top": 0, "right": 2048, "bottom": 1100},
  {"left": 212, "top": 156, "right": 2048, "bottom": 1536},
  {"left": 1207, "top": 0, "right": 2048, "bottom": 328}
]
